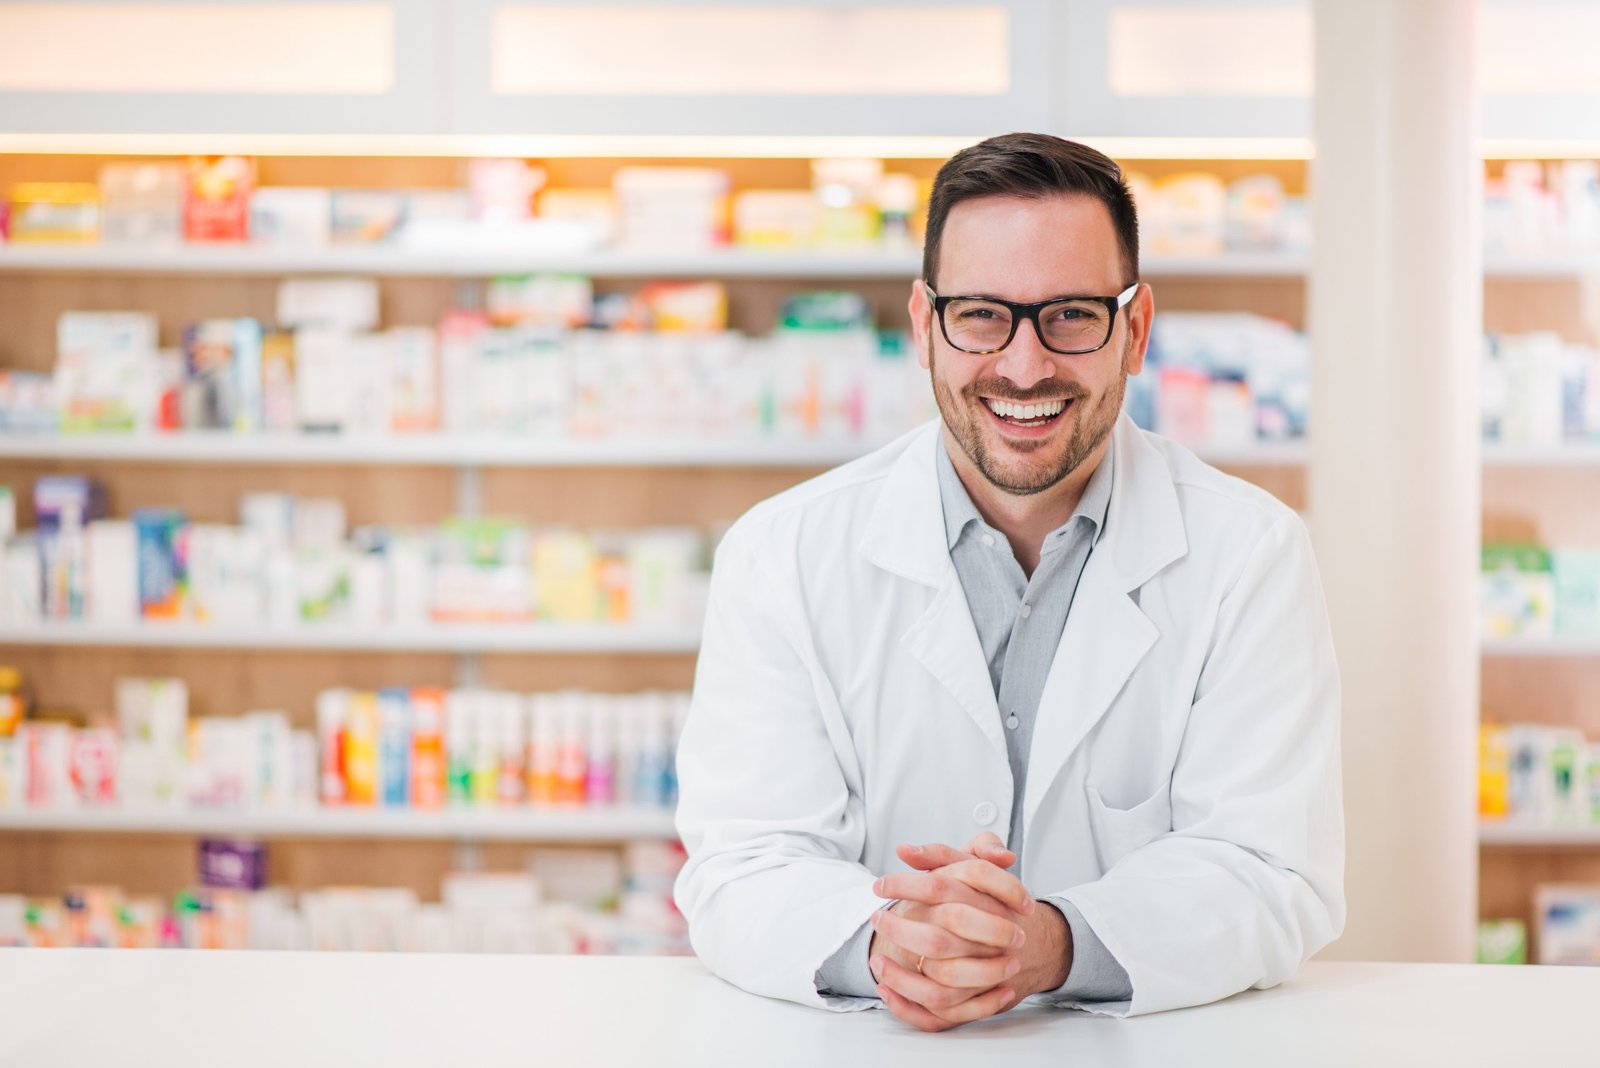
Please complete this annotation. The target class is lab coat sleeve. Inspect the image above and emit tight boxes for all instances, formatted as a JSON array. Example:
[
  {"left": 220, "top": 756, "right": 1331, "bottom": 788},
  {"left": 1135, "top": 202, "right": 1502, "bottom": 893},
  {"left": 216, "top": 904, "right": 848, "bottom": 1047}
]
[
  {"left": 672, "top": 522, "right": 886, "bottom": 1012},
  {"left": 1051, "top": 514, "right": 1345, "bottom": 1018}
]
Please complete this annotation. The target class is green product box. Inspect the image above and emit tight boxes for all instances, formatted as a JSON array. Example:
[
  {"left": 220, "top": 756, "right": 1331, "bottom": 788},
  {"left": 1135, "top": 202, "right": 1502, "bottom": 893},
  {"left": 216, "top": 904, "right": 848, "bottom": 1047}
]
[{"left": 1476, "top": 919, "right": 1527, "bottom": 965}]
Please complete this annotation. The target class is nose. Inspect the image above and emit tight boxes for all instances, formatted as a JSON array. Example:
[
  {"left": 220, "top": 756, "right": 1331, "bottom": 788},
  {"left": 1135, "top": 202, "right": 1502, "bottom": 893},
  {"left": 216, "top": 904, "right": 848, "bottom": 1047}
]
[{"left": 990, "top": 316, "right": 1057, "bottom": 391}]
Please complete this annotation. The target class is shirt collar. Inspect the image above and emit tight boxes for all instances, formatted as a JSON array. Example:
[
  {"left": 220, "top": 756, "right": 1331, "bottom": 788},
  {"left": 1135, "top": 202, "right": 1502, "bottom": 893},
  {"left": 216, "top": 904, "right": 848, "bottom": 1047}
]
[{"left": 935, "top": 433, "right": 1116, "bottom": 553}]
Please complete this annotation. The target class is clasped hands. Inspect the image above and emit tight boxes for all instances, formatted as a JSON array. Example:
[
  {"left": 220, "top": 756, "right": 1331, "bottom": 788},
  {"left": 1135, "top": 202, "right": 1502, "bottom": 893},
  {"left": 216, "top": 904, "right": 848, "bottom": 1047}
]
[{"left": 866, "top": 831, "right": 1072, "bottom": 1033}]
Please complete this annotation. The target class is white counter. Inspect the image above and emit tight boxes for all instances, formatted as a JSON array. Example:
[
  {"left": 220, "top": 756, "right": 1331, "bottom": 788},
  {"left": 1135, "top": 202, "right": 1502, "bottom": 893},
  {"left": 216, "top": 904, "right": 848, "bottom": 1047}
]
[{"left": 0, "top": 952, "right": 1591, "bottom": 1067}]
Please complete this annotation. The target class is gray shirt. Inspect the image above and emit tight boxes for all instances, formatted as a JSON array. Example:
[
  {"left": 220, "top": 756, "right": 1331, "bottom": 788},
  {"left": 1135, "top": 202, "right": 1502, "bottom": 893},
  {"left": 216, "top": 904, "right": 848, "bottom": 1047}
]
[{"left": 815, "top": 435, "right": 1132, "bottom": 1002}]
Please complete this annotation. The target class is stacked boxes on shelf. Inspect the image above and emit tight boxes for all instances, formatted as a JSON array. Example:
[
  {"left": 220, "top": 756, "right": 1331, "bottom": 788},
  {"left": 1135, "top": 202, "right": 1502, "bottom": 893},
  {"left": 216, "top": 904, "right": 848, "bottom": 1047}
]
[
  {"left": 0, "top": 480, "right": 713, "bottom": 631},
  {"left": 1, "top": 156, "right": 930, "bottom": 255},
  {"left": 0, "top": 841, "right": 689, "bottom": 955},
  {"left": 1480, "top": 722, "right": 1600, "bottom": 829},
  {"left": 1481, "top": 543, "right": 1600, "bottom": 640},
  {"left": 1483, "top": 332, "right": 1600, "bottom": 447},
  {"left": 0, "top": 670, "right": 687, "bottom": 816},
  {"left": 5, "top": 282, "right": 931, "bottom": 444}
]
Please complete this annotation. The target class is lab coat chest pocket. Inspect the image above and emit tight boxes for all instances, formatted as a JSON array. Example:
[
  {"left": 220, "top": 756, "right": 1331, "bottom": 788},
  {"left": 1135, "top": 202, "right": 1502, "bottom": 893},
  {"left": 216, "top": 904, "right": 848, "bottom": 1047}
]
[{"left": 1085, "top": 783, "right": 1172, "bottom": 872}]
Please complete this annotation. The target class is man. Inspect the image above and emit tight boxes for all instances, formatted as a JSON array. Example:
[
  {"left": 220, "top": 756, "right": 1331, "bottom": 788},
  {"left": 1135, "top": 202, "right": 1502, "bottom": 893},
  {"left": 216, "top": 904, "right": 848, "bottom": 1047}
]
[{"left": 673, "top": 133, "right": 1344, "bottom": 1031}]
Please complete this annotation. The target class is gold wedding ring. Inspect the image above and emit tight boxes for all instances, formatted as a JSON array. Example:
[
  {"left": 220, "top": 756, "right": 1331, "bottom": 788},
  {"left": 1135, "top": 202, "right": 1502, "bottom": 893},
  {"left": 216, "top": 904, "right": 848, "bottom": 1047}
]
[{"left": 916, "top": 955, "right": 926, "bottom": 975}]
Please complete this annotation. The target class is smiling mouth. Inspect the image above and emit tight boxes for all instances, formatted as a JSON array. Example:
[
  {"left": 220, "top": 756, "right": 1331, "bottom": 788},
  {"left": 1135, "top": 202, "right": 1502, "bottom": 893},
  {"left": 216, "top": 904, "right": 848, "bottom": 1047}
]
[{"left": 981, "top": 396, "right": 1072, "bottom": 429}]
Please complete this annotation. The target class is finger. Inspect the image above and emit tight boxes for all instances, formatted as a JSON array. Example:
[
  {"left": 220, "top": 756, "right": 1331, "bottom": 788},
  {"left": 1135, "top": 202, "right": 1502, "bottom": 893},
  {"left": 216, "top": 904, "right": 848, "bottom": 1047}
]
[
  {"left": 938, "top": 859, "right": 1036, "bottom": 916},
  {"left": 921, "top": 950, "right": 1021, "bottom": 990},
  {"left": 927, "top": 901, "right": 1027, "bottom": 951},
  {"left": 960, "top": 832, "right": 1017, "bottom": 867},
  {"left": 898, "top": 841, "right": 1014, "bottom": 873},
  {"left": 876, "top": 956, "right": 1016, "bottom": 1024},
  {"left": 874, "top": 871, "right": 1024, "bottom": 919},
  {"left": 871, "top": 906, "right": 1002, "bottom": 962},
  {"left": 872, "top": 954, "right": 989, "bottom": 1012},
  {"left": 878, "top": 983, "right": 956, "bottom": 1033}
]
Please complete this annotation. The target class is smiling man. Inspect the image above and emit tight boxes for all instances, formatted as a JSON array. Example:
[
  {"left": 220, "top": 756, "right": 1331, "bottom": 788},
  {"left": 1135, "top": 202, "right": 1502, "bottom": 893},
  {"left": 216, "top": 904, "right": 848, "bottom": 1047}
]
[{"left": 673, "top": 133, "right": 1345, "bottom": 1030}]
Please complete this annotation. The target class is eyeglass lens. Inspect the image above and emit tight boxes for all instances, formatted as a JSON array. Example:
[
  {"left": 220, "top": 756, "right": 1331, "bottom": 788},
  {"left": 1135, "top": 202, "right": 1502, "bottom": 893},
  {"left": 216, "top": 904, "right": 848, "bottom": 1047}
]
[{"left": 942, "top": 298, "right": 1112, "bottom": 353}]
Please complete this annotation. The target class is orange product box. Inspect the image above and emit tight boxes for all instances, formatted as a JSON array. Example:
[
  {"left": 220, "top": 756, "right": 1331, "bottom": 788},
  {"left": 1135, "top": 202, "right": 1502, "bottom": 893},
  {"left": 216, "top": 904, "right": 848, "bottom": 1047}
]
[{"left": 409, "top": 687, "right": 447, "bottom": 810}]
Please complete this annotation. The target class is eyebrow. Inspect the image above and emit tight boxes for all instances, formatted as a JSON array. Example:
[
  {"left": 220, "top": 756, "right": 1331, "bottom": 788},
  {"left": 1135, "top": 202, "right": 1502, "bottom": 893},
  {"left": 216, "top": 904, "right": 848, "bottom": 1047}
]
[{"left": 942, "top": 290, "right": 1109, "bottom": 303}]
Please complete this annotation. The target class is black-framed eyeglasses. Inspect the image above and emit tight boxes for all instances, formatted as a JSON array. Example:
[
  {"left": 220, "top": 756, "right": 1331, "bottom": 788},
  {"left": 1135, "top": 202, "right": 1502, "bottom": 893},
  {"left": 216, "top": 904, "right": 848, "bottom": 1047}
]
[{"left": 923, "top": 281, "right": 1140, "bottom": 355}]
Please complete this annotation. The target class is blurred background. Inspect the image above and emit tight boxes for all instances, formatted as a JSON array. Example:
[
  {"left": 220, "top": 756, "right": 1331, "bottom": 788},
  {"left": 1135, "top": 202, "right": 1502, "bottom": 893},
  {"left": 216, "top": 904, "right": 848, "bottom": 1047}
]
[{"left": 0, "top": 0, "right": 1595, "bottom": 973}]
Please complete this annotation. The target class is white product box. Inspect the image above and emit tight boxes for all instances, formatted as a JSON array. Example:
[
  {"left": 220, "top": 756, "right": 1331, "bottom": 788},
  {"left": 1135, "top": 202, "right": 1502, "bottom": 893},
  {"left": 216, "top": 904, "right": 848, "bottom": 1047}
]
[
  {"left": 85, "top": 519, "right": 139, "bottom": 625},
  {"left": 276, "top": 277, "right": 378, "bottom": 331}
]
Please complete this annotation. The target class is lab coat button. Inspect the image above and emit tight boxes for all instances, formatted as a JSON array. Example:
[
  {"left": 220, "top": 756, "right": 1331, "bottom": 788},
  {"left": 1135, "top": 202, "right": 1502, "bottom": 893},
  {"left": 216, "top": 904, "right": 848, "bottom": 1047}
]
[
  {"left": 981, "top": 533, "right": 996, "bottom": 548},
  {"left": 1020, "top": 603, "right": 1032, "bottom": 619},
  {"left": 972, "top": 801, "right": 998, "bottom": 825}
]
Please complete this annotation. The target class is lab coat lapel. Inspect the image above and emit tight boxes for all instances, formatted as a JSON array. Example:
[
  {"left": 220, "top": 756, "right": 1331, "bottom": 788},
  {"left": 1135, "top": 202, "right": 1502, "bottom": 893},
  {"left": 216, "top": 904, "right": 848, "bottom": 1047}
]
[
  {"left": 1023, "top": 416, "right": 1187, "bottom": 826},
  {"left": 858, "top": 423, "right": 1007, "bottom": 759}
]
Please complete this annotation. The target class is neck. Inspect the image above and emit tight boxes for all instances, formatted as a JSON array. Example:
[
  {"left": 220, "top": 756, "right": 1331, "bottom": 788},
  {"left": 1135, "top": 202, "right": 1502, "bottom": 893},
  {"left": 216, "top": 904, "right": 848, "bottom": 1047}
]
[{"left": 942, "top": 430, "right": 1110, "bottom": 576}]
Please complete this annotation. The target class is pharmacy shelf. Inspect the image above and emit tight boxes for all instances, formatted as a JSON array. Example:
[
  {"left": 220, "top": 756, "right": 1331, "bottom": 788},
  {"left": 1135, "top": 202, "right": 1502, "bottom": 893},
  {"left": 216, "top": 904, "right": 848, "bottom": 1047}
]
[
  {"left": 0, "top": 244, "right": 1302, "bottom": 278},
  {"left": 0, "top": 244, "right": 925, "bottom": 279},
  {"left": 1479, "top": 824, "right": 1600, "bottom": 848},
  {"left": 1480, "top": 253, "right": 1600, "bottom": 278},
  {"left": 0, "top": 433, "right": 1316, "bottom": 469},
  {"left": 0, "top": 806, "right": 679, "bottom": 841},
  {"left": 1481, "top": 636, "right": 1600, "bottom": 658},
  {"left": 0, "top": 622, "right": 703, "bottom": 654},
  {"left": 0, "top": 245, "right": 1593, "bottom": 279},
  {"left": 0, "top": 432, "right": 893, "bottom": 468},
  {"left": 1483, "top": 442, "right": 1600, "bottom": 467},
  {"left": 1188, "top": 441, "right": 1308, "bottom": 466}
]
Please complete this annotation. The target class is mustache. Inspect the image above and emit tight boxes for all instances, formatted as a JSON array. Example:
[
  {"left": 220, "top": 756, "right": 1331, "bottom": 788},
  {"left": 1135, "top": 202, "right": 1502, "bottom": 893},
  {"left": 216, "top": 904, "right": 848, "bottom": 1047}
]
[{"left": 963, "top": 381, "right": 1089, "bottom": 404}]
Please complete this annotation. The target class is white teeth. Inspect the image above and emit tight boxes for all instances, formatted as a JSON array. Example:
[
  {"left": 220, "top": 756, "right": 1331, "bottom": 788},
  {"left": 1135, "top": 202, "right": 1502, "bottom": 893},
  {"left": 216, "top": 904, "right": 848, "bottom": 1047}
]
[{"left": 985, "top": 398, "right": 1067, "bottom": 421}]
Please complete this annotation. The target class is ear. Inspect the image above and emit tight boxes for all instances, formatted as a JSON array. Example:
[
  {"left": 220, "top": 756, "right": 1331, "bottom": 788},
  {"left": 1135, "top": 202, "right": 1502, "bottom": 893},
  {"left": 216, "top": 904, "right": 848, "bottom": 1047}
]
[
  {"left": 1123, "top": 283, "right": 1154, "bottom": 376},
  {"left": 908, "top": 280, "right": 933, "bottom": 371}
]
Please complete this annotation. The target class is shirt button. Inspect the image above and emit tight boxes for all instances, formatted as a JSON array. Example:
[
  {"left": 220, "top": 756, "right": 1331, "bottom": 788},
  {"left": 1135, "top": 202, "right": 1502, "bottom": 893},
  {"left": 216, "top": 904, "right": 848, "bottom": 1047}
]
[
  {"left": 972, "top": 801, "right": 998, "bottom": 825},
  {"left": 1020, "top": 603, "right": 1032, "bottom": 619},
  {"left": 981, "top": 533, "right": 996, "bottom": 548},
  {"left": 1005, "top": 716, "right": 1020, "bottom": 730}
]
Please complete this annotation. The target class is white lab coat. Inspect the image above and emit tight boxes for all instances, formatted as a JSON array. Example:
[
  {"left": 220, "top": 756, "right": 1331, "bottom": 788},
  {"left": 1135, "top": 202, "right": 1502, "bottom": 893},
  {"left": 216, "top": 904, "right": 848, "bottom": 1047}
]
[{"left": 673, "top": 414, "right": 1344, "bottom": 1018}]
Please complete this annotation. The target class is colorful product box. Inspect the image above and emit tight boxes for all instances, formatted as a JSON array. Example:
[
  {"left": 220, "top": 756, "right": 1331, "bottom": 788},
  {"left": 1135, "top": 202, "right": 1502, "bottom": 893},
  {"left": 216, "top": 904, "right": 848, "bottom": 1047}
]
[
  {"left": 22, "top": 722, "right": 73, "bottom": 809},
  {"left": 378, "top": 688, "right": 411, "bottom": 808},
  {"left": 7, "top": 183, "right": 99, "bottom": 243},
  {"left": 197, "top": 839, "right": 267, "bottom": 891},
  {"left": 68, "top": 728, "right": 118, "bottom": 806},
  {"left": 133, "top": 509, "right": 187, "bottom": 620},
  {"left": 55, "top": 311, "right": 160, "bottom": 433},
  {"left": 1537, "top": 885, "right": 1600, "bottom": 964},
  {"left": 182, "top": 318, "right": 264, "bottom": 432},
  {"left": 184, "top": 157, "right": 254, "bottom": 242},
  {"left": 316, "top": 689, "right": 347, "bottom": 807},
  {"left": 342, "top": 690, "right": 379, "bottom": 806},
  {"left": 1482, "top": 544, "right": 1556, "bottom": 638},
  {"left": 409, "top": 688, "right": 447, "bottom": 810}
]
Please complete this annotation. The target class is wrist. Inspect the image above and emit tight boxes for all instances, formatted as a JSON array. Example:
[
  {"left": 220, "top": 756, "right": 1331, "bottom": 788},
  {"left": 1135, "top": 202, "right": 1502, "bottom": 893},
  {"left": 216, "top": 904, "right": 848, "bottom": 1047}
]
[{"left": 1021, "top": 899, "right": 1073, "bottom": 996}]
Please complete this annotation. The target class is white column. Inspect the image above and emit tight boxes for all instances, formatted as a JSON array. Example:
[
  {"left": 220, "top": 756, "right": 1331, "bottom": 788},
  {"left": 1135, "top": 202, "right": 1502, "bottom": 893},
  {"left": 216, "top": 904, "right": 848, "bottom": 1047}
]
[{"left": 1310, "top": 0, "right": 1480, "bottom": 962}]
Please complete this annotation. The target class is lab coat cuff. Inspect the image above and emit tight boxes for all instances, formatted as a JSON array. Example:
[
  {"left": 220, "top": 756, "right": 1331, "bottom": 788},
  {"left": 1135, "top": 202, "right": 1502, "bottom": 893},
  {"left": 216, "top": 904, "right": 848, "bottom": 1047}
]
[{"left": 813, "top": 900, "right": 898, "bottom": 1005}]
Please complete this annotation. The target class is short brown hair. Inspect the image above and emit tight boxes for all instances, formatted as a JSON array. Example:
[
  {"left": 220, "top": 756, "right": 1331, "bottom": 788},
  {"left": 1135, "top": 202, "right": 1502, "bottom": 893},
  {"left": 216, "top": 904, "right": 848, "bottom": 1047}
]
[{"left": 922, "top": 132, "right": 1140, "bottom": 287}]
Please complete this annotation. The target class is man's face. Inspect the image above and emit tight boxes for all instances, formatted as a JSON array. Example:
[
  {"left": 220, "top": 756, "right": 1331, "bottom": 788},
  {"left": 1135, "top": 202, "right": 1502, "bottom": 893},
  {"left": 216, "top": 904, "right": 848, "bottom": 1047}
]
[{"left": 910, "top": 193, "right": 1151, "bottom": 496}]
